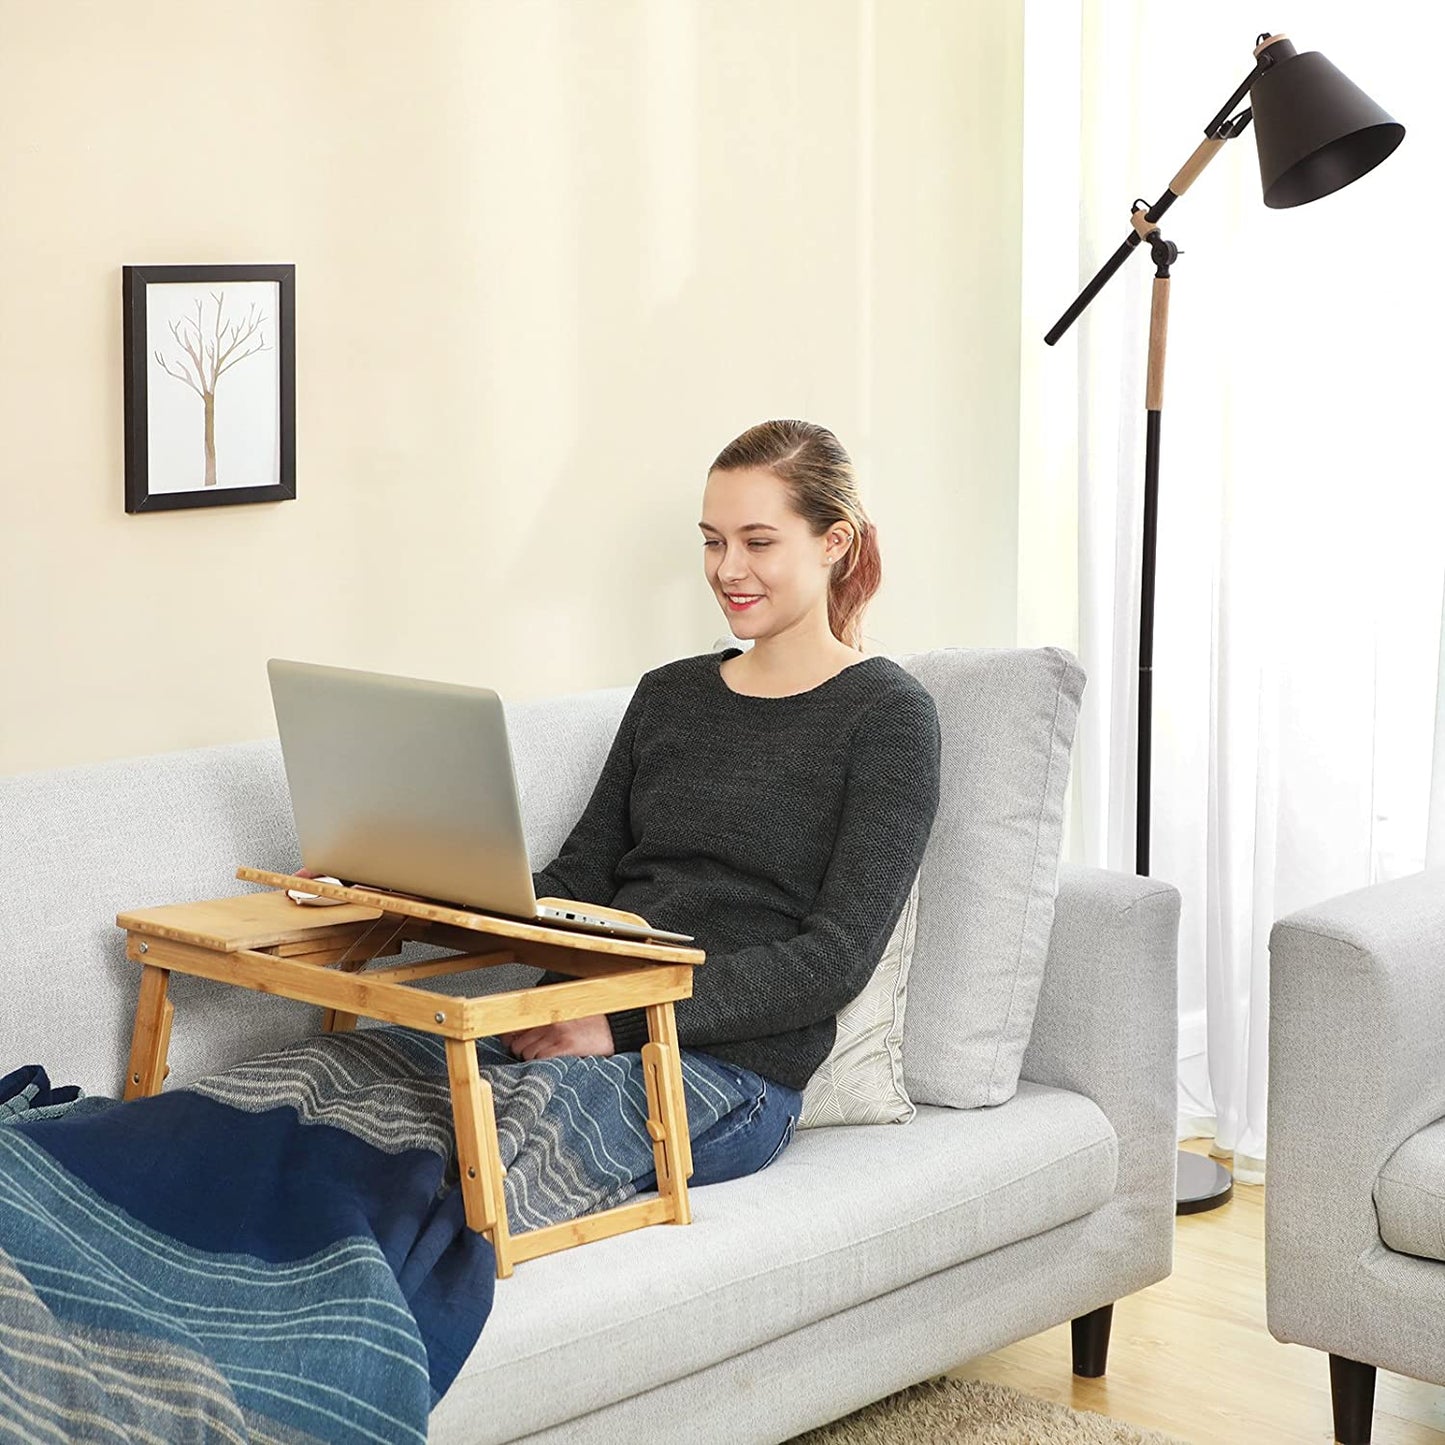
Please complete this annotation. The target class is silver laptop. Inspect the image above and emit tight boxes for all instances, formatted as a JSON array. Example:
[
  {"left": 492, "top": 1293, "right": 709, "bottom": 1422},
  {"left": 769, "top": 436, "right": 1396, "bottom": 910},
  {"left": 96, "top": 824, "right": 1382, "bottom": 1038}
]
[{"left": 266, "top": 658, "right": 694, "bottom": 945}]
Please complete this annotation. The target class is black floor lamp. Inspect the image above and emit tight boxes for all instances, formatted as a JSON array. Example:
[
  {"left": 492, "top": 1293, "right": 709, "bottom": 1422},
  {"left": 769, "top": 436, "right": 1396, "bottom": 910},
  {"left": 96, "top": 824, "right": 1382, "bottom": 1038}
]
[{"left": 1045, "top": 32, "right": 1404, "bottom": 1214}]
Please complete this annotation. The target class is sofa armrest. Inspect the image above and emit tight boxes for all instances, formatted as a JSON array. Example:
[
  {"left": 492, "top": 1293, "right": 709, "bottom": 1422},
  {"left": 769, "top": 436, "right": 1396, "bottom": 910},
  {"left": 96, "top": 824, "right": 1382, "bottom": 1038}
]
[
  {"left": 1265, "top": 867, "right": 1445, "bottom": 1342},
  {"left": 1019, "top": 864, "right": 1181, "bottom": 1241}
]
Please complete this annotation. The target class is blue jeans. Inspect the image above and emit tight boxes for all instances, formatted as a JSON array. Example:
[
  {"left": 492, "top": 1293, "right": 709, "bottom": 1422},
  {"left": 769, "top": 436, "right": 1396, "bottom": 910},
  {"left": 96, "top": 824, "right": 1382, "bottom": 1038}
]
[{"left": 675, "top": 1053, "right": 803, "bottom": 1187}]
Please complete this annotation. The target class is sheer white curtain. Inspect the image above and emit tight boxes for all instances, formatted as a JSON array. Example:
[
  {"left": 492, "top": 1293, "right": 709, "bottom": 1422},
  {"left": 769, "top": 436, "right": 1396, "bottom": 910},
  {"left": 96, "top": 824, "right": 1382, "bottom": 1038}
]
[{"left": 1019, "top": 0, "right": 1445, "bottom": 1179}]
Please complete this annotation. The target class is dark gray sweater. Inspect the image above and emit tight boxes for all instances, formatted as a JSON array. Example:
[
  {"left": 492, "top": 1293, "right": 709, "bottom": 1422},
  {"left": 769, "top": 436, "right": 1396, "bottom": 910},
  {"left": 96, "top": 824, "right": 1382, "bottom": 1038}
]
[{"left": 530, "top": 646, "right": 942, "bottom": 1091}]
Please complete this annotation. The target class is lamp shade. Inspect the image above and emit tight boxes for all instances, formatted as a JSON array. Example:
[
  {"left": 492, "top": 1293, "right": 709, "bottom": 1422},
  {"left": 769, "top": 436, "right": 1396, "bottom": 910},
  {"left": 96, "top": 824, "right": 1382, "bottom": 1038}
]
[{"left": 1250, "top": 48, "right": 1405, "bottom": 208}]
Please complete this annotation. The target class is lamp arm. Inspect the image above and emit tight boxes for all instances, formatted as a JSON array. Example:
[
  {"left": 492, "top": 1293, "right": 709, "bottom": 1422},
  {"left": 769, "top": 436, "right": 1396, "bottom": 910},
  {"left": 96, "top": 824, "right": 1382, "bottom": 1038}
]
[{"left": 1043, "top": 52, "right": 1275, "bottom": 346}]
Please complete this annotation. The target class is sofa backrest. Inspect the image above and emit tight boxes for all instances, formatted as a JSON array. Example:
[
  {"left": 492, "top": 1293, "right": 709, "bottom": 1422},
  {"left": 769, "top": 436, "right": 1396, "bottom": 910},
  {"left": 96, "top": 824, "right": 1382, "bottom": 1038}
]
[
  {"left": 2, "top": 646, "right": 1083, "bottom": 1107},
  {"left": 0, "top": 688, "right": 633, "bottom": 1097}
]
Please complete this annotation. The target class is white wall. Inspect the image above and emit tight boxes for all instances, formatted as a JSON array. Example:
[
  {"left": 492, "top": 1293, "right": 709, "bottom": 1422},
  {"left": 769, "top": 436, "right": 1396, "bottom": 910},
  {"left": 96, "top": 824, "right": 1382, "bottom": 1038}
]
[{"left": 0, "top": 0, "right": 1023, "bottom": 774}]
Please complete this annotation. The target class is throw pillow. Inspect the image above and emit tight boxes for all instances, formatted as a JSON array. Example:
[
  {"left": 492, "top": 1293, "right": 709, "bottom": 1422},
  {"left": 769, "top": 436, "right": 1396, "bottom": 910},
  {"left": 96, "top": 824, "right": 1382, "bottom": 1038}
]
[
  {"left": 895, "top": 646, "right": 1086, "bottom": 1109},
  {"left": 800, "top": 871, "right": 920, "bottom": 1128}
]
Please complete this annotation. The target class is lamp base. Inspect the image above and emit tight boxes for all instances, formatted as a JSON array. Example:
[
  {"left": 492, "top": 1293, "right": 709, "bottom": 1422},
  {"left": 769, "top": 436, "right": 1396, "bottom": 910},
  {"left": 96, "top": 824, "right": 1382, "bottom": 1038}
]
[{"left": 1176, "top": 1148, "right": 1234, "bottom": 1214}]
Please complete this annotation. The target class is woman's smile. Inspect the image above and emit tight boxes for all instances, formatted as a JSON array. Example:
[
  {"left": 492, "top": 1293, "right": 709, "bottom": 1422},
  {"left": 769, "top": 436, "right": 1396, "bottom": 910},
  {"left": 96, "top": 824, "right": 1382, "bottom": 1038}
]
[{"left": 725, "top": 592, "right": 765, "bottom": 611}]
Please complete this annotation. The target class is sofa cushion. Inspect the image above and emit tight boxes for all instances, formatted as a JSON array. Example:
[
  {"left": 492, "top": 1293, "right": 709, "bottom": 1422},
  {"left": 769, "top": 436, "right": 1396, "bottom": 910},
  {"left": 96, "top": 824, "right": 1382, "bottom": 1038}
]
[
  {"left": 428, "top": 1080, "right": 1116, "bottom": 1445},
  {"left": 800, "top": 870, "right": 920, "bottom": 1128},
  {"left": 1375, "top": 1118, "right": 1445, "bottom": 1263},
  {"left": 894, "top": 646, "right": 1085, "bottom": 1109}
]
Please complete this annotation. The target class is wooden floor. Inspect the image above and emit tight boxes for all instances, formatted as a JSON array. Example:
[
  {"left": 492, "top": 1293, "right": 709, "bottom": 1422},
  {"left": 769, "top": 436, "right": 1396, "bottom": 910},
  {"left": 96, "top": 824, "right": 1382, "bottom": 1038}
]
[{"left": 950, "top": 1141, "right": 1445, "bottom": 1444}]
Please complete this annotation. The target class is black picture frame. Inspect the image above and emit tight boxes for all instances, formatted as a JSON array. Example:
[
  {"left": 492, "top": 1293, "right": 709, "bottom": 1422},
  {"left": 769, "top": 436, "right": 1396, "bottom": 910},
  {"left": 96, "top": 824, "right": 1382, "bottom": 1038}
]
[{"left": 122, "top": 263, "right": 296, "bottom": 513}]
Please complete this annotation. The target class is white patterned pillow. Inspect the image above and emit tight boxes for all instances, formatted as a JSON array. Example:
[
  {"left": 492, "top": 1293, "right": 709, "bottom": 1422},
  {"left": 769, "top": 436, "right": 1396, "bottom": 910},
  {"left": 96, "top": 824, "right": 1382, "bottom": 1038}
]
[{"left": 800, "top": 872, "right": 921, "bottom": 1128}]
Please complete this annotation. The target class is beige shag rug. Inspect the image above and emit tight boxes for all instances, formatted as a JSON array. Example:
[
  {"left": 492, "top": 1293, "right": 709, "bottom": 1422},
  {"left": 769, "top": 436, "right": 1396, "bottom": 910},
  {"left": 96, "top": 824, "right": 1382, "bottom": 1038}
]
[{"left": 785, "top": 1376, "right": 1192, "bottom": 1444}]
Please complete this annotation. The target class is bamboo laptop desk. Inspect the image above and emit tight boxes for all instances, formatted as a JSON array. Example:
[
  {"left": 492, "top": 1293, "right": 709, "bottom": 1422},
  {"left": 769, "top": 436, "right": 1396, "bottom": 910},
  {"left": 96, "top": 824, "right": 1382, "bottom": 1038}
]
[{"left": 116, "top": 867, "right": 705, "bottom": 1279}]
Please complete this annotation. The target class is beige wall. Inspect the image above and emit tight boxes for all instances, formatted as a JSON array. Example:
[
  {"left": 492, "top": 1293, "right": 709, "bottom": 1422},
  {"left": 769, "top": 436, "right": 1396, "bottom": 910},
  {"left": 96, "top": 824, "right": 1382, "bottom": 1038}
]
[{"left": 0, "top": 0, "right": 1023, "bottom": 775}]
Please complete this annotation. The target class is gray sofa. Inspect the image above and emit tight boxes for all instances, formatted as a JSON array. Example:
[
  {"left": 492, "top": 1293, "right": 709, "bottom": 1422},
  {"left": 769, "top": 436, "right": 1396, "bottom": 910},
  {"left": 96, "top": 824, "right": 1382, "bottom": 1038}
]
[
  {"left": 1266, "top": 867, "right": 1445, "bottom": 1445},
  {"left": 2, "top": 650, "right": 1182, "bottom": 1443}
]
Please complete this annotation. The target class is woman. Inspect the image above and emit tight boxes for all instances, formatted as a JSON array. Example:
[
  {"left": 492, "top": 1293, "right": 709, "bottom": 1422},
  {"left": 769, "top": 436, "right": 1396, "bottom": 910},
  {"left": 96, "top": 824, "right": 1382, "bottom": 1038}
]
[{"left": 497, "top": 418, "right": 942, "bottom": 1186}]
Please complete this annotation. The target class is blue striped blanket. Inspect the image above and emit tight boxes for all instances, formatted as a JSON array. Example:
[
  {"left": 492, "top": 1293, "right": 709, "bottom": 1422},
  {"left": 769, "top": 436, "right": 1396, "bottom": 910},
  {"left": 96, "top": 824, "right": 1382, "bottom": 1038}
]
[{"left": 0, "top": 1029, "right": 750, "bottom": 1443}]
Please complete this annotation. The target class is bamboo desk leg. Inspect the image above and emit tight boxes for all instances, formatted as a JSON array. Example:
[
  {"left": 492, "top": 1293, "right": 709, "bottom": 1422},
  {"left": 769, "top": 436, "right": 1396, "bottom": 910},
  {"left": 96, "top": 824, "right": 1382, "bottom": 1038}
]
[
  {"left": 642, "top": 999, "right": 693, "bottom": 1225},
  {"left": 446, "top": 1038, "right": 515, "bottom": 1278},
  {"left": 124, "top": 964, "right": 173, "bottom": 1100}
]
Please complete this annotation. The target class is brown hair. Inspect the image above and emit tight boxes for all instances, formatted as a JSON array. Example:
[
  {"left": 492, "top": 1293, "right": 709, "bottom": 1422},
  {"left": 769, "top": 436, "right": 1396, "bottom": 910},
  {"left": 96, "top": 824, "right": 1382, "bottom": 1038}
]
[{"left": 708, "top": 419, "right": 881, "bottom": 651}]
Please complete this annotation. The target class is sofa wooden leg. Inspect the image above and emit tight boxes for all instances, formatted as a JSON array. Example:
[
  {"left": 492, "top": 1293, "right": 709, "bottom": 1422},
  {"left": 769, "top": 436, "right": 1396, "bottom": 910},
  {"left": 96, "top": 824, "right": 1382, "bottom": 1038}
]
[
  {"left": 1329, "top": 1354, "right": 1376, "bottom": 1444},
  {"left": 1070, "top": 1302, "right": 1113, "bottom": 1378}
]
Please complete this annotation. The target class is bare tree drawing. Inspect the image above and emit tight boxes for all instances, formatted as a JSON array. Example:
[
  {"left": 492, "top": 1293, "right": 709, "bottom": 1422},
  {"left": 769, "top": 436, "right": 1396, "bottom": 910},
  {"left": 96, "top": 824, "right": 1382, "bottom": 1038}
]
[{"left": 153, "top": 291, "right": 271, "bottom": 487}]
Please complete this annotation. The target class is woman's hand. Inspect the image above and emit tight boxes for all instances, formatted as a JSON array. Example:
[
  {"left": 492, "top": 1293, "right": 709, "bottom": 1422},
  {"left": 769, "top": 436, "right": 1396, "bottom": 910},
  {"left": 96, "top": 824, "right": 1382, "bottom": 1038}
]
[{"left": 500, "top": 1016, "right": 615, "bottom": 1061}]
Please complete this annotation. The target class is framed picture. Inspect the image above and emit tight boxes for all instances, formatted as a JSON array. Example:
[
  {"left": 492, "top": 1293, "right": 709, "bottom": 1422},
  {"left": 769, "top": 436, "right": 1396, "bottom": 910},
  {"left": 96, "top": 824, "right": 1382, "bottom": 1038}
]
[{"left": 122, "top": 263, "right": 295, "bottom": 513}]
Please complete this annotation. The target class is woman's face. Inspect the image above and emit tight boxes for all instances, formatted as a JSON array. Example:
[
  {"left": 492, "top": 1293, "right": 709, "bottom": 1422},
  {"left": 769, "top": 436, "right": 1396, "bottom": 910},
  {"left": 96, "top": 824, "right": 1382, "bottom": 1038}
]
[{"left": 699, "top": 467, "right": 851, "bottom": 639}]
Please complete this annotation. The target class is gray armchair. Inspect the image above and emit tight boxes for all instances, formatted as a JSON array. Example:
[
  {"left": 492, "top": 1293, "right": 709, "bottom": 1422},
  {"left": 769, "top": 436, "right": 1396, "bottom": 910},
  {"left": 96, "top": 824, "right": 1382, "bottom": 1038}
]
[{"left": 1265, "top": 866, "right": 1445, "bottom": 1444}]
